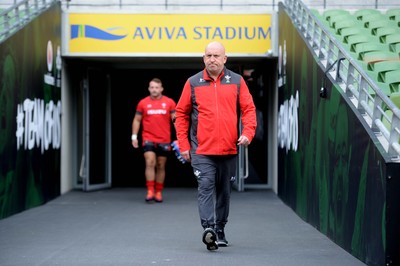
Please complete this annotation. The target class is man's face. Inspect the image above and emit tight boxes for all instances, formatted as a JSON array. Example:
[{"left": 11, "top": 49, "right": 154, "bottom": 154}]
[
  {"left": 148, "top": 81, "right": 163, "bottom": 98},
  {"left": 203, "top": 46, "right": 227, "bottom": 76}
]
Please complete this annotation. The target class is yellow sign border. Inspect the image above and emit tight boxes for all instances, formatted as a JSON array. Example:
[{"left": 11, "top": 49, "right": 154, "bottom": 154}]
[{"left": 68, "top": 14, "right": 272, "bottom": 55}]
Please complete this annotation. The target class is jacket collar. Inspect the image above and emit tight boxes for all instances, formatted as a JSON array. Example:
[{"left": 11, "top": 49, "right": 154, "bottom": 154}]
[{"left": 203, "top": 67, "right": 226, "bottom": 82}]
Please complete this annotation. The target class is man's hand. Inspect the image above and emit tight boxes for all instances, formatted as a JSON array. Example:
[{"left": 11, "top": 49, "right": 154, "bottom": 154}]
[
  {"left": 180, "top": 150, "right": 191, "bottom": 163},
  {"left": 132, "top": 139, "right": 139, "bottom": 148},
  {"left": 237, "top": 135, "right": 250, "bottom": 146},
  {"left": 171, "top": 141, "right": 188, "bottom": 164}
]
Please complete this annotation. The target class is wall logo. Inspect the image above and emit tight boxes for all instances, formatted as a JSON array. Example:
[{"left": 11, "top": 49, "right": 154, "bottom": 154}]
[
  {"left": 44, "top": 40, "right": 61, "bottom": 87},
  {"left": 16, "top": 99, "right": 62, "bottom": 153},
  {"left": 194, "top": 170, "right": 201, "bottom": 178},
  {"left": 47, "top": 40, "right": 53, "bottom": 73},
  {"left": 70, "top": 25, "right": 128, "bottom": 40},
  {"left": 17, "top": 39, "right": 62, "bottom": 153},
  {"left": 278, "top": 40, "right": 287, "bottom": 87},
  {"left": 278, "top": 91, "right": 299, "bottom": 153}
]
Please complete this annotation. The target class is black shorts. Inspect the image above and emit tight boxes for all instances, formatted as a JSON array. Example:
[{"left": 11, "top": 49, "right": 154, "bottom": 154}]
[{"left": 143, "top": 141, "right": 170, "bottom": 157}]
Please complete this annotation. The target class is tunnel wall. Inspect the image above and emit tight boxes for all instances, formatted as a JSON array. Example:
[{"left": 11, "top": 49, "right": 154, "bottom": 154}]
[{"left": 0, "top": 3, "right": 62, "bottom": 219}]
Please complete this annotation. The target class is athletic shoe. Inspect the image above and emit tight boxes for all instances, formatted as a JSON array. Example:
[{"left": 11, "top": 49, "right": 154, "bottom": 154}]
[
  {"left": 145, "top": 190, "right": 154, "bottom": 202},
  {"left": 154, "top": 192, "right": 163, "bottom": 203},
  {"left": 202, "top": 228, "right": 218, "bottom": 251},
  {"left": 216, "top": 229, "right": 228, "bottom": 247}
]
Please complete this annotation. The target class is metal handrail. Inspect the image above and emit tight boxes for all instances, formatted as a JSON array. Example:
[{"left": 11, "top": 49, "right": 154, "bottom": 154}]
[
  {"left": 59, "top": 0, "right": 399, "bottom": 11},
  {"left": 61, "top": 0, "right": 278, "bottom": 11},
  {"left": 284, "top": 0, "right": 400, "bottom": 161},
  {"left": 0, "top": 0, "right": 57, "bottom": 43}
]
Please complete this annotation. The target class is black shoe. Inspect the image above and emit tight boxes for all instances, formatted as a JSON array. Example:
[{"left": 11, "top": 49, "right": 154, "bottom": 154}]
[
  {"left": 202, "top": 228, "right": 218, "bottom": 251},
  {"left": 216, "top": 229, "right": 228, "bottom": 247}
]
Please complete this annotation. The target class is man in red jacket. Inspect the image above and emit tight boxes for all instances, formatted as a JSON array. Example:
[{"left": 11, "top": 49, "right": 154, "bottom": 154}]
[{"left": 175, "top": 41, "right": 257, "bottom": 251}]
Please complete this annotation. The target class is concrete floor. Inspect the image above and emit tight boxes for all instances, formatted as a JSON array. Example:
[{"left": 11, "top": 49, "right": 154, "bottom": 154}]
[{"left": 0, "top": 187, "right": 366, "bottom": 266}]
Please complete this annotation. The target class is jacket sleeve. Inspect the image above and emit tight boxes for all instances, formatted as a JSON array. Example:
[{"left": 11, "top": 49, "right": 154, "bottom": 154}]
[
  {"left": 239, "top": 78, "right": 257, "bottom": 142},
  {"left": 175, "top": 80, "right": 193, "bottom": 152}
]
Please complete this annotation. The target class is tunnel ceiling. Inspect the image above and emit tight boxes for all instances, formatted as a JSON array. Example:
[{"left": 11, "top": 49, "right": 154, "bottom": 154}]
[{"left": 64, "top": 56, "right": 275, "bottom": 69}]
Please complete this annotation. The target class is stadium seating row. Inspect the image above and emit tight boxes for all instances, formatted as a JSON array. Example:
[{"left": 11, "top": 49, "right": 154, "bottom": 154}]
[{"left": 314, "top": 8, "right": 400, "bottom": 98}]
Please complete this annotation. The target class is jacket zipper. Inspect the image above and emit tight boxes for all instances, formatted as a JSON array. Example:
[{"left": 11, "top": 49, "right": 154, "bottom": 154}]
[{"left": 214, "top": 81, "right": 220, "bottom": 152}]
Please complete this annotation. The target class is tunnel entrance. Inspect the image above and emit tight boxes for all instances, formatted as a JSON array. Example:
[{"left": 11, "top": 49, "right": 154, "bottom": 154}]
[{"left": 66, "top": 57, "right": 276, "bottom": 190}]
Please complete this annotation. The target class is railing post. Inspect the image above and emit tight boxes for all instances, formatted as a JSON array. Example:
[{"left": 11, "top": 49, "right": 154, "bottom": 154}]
[
  {"left": 388, "top": 113, "right": 400, "bottom": 156},
  {"left": 3, "top": 13, "right": 10, "bottom": 37},
  {"left": 35, "top": 0, "right": 40, "bottom": 13},
  {"left": 24, "top": 0, "right": 30, "bottom": 19}
]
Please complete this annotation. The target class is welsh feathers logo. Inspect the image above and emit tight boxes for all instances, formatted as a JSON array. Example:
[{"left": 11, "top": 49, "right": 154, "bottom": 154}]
[{"left": 70, "top": 25, "right": 128, "bottom": 40}]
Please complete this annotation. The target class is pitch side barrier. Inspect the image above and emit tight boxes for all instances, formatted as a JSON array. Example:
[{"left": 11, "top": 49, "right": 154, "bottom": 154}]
[
  {"left": 0, "top": 0, "right": 61, "bottom": 221},
  {"left": 285, "top": 0, "right": 400, "bottom": 162},
  {"left": 279, "top": 0, "right": 400, "bottom": 265}
]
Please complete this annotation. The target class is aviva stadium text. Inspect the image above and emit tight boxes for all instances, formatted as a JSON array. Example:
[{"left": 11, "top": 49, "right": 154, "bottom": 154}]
[{"left": 131, "top": 26, "right": 272, "bottom": 40}]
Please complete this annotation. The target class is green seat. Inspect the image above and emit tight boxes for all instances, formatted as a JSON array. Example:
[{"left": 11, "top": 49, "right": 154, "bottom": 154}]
[
  {"left": 354, "top": 9, "right": 382, "bottom": 21},
  {"left": 323, "top": 9, "right": 351, "bottom": 22},
  {"left": 390, "top": 42, "right": 400, "bottom": 53},
  {"left": 367, "top": 61, "right": 400, "bottom": 93},
  {"left": 389, "top": 14, "right": 400, "bottom": 23},
  {"left": 355, "top": 42, "right": 390, "bottom": 60},
  {"left": 368, "top": 60, "right": 400, "bottom": 72},
  {"left": 362, "top": 13, "right": 386, "bottom": 26},
  {"left": 386, "top": 8, "right": 400, "bottom": 20},
  {"left": 362, "top": 51, "right": 399, "bottom": 71},
  {"left": 390, "top": 92, "right": 400, "bottom": 108},
  {"left": 376, "top": 27, "right": 400, "bottom": 40},
  {"left": 344, "top": 34, "right": 373, "bottom": 45},
  {"left": 338, "top": 27, "right": 368, "bottom": 42},
  {"left": 329, "top": 14, "right": 355, "bottom": 29},
  {"left": 391, "top": 84, "right": 400, "bottom": 94},
  {"left": 370, "top": 82, "right": 392, "bottom": 95},
  {"left": 379, "top": 69, "right": 400, "bottom": 93},
  {"left": 311, "top": 8, "right": 328, "bottom": 26},
  {"left": 364, "top": 18, "right": 393, "bottom": 30},
  {"left": 380, "top": 33, "right": 400, "bottom": 44},
  {"left": 377, "top": 66, "right": 400, "bottom": 83},
  {"left": 322, "top": 10, "right": 351, "bottom": 31},
  {"left": 364, "top": 51, "right": 399, "bottom": 63},
  {"left": 334, "top": 19, "right": 363, "bottom": 34},
  {"left": 370, "top": 81, "right": 392, "bottom": 95},
  {"left": 344, "top": 34, "right": 377, "bottom": 52}
]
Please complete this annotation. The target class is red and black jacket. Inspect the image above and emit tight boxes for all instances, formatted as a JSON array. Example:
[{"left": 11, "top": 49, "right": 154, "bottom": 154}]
[{"left": 175, "top": 67, "right": 257, "bottom": 155}]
